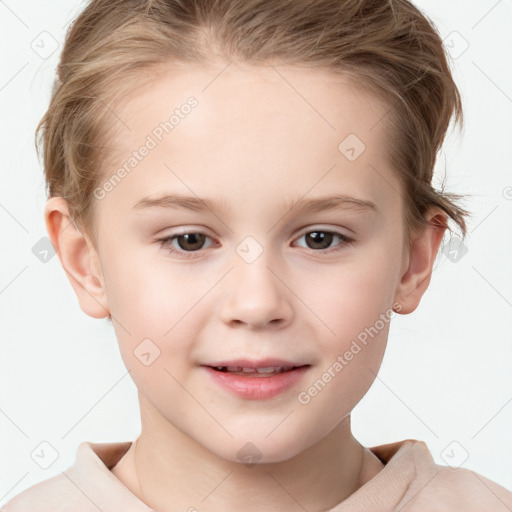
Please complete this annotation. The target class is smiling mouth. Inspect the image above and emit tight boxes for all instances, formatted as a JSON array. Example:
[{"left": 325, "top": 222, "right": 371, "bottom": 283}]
[{"left": 209, "top": 365, "right": 307, "bottom": 376}]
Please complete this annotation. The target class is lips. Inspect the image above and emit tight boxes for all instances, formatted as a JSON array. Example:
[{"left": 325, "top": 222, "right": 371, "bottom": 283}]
[{"left": 203, "top": 364, "right": 311, "bottom": 399}]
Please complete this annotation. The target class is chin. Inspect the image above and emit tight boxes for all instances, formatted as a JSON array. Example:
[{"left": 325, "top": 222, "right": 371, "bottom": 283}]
[{"left": 213, "top": 431, "right": 314, "bottom": 466}]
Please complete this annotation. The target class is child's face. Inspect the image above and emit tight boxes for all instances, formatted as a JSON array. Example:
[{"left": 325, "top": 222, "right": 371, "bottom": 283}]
[{"left": 83, "top": 64, "right": 414, "bottom": 462}]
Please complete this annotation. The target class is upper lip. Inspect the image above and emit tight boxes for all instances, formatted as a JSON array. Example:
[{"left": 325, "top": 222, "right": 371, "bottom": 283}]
[{"left": 202, "top": 358, "right": 309, "bottom": 369}]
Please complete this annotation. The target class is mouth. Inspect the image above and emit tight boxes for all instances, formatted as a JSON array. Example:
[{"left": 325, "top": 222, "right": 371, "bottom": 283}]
[
  {"left": 202, "top": 362, "right": 311, "bottom": 399},
  {"left": 202, "top": 358, "right": 310, "bottom": 377},
  {"left": 208, "top": 365, "right": 307, "bottom": 377}
]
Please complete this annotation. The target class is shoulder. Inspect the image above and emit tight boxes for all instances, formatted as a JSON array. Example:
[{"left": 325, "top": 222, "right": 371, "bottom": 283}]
[
  {"left": 392, "top": 440, "right": 512, "bottom": 511},
  {"left": 1, "top": 441, "right": 138, "bottom": 512},
  {"left": 1, "top": 471, "right": 95, "bottom": 512},
  {"left": 404, "top": 465, "right": 512, "bottom": 511}
]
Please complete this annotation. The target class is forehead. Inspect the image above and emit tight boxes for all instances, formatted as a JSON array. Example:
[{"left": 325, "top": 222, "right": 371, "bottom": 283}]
[
  {"left": 112, "top": 62, "right": 390, "bottom": 143},
  {"left": 99, "top": 63, "right": 401, "bottom": 216}
]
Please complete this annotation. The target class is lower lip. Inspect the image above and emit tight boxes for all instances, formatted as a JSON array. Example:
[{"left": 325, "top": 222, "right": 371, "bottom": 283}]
[{"left": 202, "top": 366, "right": 310, "bottom": 400}]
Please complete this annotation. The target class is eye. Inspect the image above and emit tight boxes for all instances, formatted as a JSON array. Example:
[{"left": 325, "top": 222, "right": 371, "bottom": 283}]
[
  {"left": 293, "top": 229, "right": 353, "bottom": 253},
  {"left": 158, "top": 232, "right": 215, "bottom": 258},
  {"left": 158, "top": 228, "right": 353, "bottom": 259}
]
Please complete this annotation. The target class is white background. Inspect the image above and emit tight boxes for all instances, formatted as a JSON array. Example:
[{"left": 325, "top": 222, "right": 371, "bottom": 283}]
[{"left": 1, "top": 0, "right": 511, "bottom": 505}]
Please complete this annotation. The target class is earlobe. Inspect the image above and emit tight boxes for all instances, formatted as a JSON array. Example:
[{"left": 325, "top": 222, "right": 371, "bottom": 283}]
[
  {"left": 393, "top": 209, "right": 448, "bottom": 315},
  {"left": 44, "top": 197, "right": 110, "bottom": 319}
]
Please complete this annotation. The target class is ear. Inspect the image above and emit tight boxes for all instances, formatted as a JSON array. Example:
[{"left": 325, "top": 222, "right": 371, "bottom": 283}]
[
  {"left": 393, "top": 207, "right": 448, "bottom": 315},
  {"left": 44, "top": 197, "right": 110, "bottom": 319}
]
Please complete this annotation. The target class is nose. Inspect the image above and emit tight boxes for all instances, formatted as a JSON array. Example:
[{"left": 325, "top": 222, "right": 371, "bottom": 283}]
[{"left": 218, "top": 249, "right": 294, "bottom": 330}]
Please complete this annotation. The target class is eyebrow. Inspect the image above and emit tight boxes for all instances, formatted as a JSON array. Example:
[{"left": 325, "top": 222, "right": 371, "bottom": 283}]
[{"left": 132, "top": 193, "right": 378, "bottom": 215}]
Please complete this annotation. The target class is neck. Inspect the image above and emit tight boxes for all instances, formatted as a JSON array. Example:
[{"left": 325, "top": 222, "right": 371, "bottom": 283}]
[{"left": 112, "top": 398, "right": 384, "bottom": 512}]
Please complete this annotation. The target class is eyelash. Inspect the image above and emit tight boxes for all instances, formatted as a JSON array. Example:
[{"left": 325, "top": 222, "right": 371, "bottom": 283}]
[{"left": 157, "top": 229, "right": 354, "bottom": 259}]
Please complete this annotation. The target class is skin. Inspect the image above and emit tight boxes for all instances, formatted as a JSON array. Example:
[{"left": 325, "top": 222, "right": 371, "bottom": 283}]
[{"left": 45, "top": 62, "right": 447, "bottom": 511}]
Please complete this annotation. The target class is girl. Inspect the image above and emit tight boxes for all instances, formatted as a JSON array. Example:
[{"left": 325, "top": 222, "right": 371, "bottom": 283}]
[{"left": 3, "top": 1, "right": 511, "bottom": 510}]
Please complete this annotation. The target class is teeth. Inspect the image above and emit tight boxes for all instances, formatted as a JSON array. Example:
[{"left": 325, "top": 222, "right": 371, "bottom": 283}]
[
  {"left": 214, "top": 365, "right": 295, "bottom": 373},
  {"left": 256, "top": 367, "right": 282, "bottom": 373}
]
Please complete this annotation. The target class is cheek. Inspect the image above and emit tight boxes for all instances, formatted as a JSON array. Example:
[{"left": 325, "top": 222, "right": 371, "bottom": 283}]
[
  {"left": 294, "top": 274, "right": 393, "bottom": 429},
  {"left": 298, "top": 240, "right": 400, "bottom": 344},
  {"left": 291, "top": 238, "right": 399, "bottom": 398},
  {"left": 103, "top": 242, "right": 209, "bottom": 327},
  {"left": 100, "top": 247, "right": 215, "bottom": 376}
]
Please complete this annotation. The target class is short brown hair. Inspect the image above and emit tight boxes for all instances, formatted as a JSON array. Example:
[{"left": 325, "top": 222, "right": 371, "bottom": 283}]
[{"left": 36, "top": 0, "right": 470, "bottom": 250}]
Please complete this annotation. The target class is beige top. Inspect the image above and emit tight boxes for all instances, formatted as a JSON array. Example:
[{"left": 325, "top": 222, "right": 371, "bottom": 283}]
[{"left": 2, "top": 439, "right": 511, "bottom": 511}]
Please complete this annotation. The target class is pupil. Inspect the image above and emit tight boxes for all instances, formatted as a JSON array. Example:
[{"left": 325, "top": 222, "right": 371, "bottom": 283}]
[
  {"left": 307, "top": 231, "right": 332, "bottom": 249},
  {"left": 179, "top": 233, "right": 205, "bottom": 251}
]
